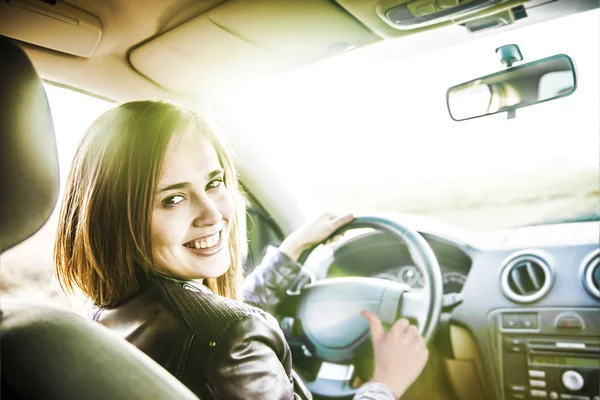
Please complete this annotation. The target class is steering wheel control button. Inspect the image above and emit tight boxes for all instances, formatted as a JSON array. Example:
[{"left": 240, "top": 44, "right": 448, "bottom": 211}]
[
  {"left": 529, "top": 370, "right": 546, "bottom": 378},
  {"left": 561, "top": 370, "right": 584, "bottom": 392},
  {"left": 531, "top": 389, "right": 548, "bottom": 398}
]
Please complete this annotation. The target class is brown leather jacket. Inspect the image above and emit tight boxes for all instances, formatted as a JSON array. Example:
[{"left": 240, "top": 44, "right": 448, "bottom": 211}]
[{"left": 93, "top": 250, "right": 311, "bottom": 399}]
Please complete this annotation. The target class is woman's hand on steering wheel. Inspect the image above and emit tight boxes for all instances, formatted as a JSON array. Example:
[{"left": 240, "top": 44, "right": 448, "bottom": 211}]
[
  {"left": 279, "top": 212, "right": 355, "bottom": 261},
  {"left": 361, "top": 310, "right": 429, "bottom": 398},
  {"left": 280, "top": 215, "right": 442, "bottom": 399}
]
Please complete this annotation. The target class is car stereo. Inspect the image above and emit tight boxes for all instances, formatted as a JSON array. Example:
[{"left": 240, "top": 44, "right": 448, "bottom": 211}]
[
  {"left": 494, "top": 309, "right": 600, "bottom": 400},
  {"left": 503, "top": 336, "right": 599, "bottom": 399}
]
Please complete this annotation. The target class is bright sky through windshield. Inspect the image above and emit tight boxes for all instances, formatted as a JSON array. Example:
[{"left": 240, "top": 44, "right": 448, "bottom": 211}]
[
  {"left": 225, "top": 9, "right": 599, "bottom": 229},
  {"left": 26, "top": 10, "right": 600, "bottom": 232}
]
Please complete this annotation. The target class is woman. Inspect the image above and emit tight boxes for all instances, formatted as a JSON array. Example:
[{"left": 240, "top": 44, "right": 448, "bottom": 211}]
[
  {"left": 55, "top": 101, "right": 428, "bottom": 399},
  {"left": 243, "top": 211, "right": 356, "bottom": 318}
]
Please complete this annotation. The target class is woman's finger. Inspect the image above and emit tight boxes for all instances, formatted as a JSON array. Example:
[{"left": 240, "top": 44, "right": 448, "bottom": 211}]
[
  {"left": 361, "top": 310, "right": 385, "bottom": 345},
  {"left": 330, "top": 213, "right": 354, "bottom": 229}
]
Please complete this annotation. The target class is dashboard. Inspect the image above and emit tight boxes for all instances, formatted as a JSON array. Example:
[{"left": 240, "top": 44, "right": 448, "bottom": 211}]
[
  {"left": 309, "top": 219, "right": 600, "bottom": 400},
  {"left": 373, "top": 265, "right": 467, "bottom": 294},
  {"left": 323, "top": 229, "right": 473, "bottom": 296}
]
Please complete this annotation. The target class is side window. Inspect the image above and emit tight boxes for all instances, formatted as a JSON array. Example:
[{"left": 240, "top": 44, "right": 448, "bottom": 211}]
[
  {"left": 243, "top": 192, "right": 284, "bottom": 275},
  {"left": 0, "top": 83, "right": 113, "bottom": 312}
]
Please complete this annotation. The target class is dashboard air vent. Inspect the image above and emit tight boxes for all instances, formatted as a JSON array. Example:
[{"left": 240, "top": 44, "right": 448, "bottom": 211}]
[
  {"left": 580, "top": 249, "right": 599, "bottom": 300},
  {"left": 500, "top": 251, "right": 553, "bottom": 303}
]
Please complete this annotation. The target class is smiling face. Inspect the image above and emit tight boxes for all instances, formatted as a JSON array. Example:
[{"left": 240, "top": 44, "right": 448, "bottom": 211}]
[{"left": 151, "top": 127, "right": 234, "bottom": 280}]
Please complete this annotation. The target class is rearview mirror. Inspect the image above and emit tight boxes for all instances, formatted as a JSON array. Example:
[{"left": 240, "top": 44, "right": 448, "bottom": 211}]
[{"left": 447, "top": 54, "right": 576, "bottom": 121}]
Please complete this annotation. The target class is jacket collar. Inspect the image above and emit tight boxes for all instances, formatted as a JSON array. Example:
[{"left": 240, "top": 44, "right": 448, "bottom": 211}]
[{"left": 155, "top": 273, "right": 211, "bottom": 294}]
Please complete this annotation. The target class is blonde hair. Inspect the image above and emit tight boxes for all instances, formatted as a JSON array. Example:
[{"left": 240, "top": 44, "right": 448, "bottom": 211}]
[{"left": 55, "top": 101, "right": 244, "bottom": 306}]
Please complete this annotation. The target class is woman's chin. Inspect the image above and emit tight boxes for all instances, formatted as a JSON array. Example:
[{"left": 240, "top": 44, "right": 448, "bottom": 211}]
[
  {"left": 190, "top": 255, "right": 231, "bottom": 279},
  {"left": 203, "top": 265, "right": 230, "bottom": 280}
]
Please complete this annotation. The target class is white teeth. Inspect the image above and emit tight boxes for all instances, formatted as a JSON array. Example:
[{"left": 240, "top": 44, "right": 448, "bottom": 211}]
[{"left": 189, "top": 231, "right": 220, "bottom": 250}]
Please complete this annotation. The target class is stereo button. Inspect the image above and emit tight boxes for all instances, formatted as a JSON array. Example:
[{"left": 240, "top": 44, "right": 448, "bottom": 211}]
[
  {"left": 556, "top": 316, "right": 583, "bottom": 329},
  {"left": 531, "top": 389, "right": 547, "bottom": 398},
  {"left": 508, "top": 346, "right": 524, "bottom": 353},
  {"left": 522, "top": 314, "right": 538, "bottom": 329},
  {"left": 503, "top": 314, "right": 521, "bottom": 329},
  {"left": 531, "top": 380, "right": 546, "bottom": 388},
  {"left": 529, "top": 370, "right": 546, "bottom": 378},
  {"left": 562, "top": 370, "right": 584, "bottom": 392},
  {"left": 506, "top": 338, "right": 525, "bottom": 346}
]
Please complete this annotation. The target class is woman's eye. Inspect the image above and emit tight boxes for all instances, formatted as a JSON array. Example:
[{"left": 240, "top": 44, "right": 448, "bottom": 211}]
[
  {"left": 162, "top": 195, "right": 185, "bottom": 208},
  {"left": 206, "top": 178, "right": 223, "bottom": 190}
]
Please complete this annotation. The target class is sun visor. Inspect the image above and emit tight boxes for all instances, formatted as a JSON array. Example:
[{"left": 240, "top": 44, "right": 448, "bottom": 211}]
[
  {"left": 0, "top": 0, "right": 102, "bottom": 57},
  {"left": 130, "top": 0, "right": 377, "bottom": 95},
  {"left": 207, "top": 0, "right": 377, "bottom": 65},
  {"left": 130, "top": 14, "right": 284, "bottom": 96}
]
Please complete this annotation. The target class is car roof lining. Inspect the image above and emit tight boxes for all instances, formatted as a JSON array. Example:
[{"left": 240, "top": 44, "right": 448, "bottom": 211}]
[
  {"left": 9, "top": 0, "right": 224, "bottom": 105},
  {"left": 129, "top": 0, "right": 378, "bottom": 97},
  {"left": 3, "top": 0, "right": 599, "bottom": 105}
]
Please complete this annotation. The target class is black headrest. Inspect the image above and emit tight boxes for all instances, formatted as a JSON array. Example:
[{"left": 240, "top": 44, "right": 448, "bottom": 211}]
[{"left": 0, "top": 37, "right": 59, "bottom": 253}]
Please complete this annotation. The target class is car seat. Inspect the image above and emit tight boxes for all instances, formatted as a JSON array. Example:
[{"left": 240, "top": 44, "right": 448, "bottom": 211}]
[{"left": 0, "top": 36, "right": 200, "bottom": 400}]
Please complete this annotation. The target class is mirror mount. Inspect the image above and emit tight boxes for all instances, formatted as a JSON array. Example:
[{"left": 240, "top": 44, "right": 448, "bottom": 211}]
[
  {"left": 497, "top": 44, "right": 523, "bottom": 119},
  {"left": 496, "top": 43, "right": 524, "bottom": 68}
]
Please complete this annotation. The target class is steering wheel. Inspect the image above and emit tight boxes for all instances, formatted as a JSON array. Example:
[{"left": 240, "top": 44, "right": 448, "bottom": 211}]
[{"left": 279, "top": 215, "right": 443, "bottom": 399}]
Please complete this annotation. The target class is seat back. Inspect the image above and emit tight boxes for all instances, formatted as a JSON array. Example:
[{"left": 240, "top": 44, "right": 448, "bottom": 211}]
[
  {"left": 0, "top": 36, "right": 58, "bottom": 253},
  {"left": 0, "top": 36, "right": 200, "bottom": 400}
]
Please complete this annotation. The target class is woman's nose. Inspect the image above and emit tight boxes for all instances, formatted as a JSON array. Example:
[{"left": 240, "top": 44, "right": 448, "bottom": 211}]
[{"left": 192, "top": 196, "right": 222, "bottom": 227}]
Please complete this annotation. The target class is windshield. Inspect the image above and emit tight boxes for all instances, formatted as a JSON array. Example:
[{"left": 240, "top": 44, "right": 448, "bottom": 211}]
[{"left": 225, "top": 10, "right": 599, "bottom": 231}]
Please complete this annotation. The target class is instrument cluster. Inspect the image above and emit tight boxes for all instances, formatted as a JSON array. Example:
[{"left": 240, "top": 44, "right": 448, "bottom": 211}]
[{"left": 374, "top": 265, "right": 468, "bottom": 294}]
